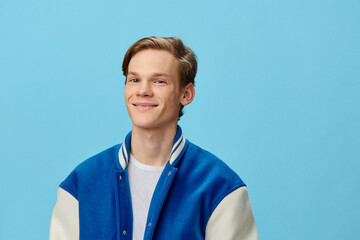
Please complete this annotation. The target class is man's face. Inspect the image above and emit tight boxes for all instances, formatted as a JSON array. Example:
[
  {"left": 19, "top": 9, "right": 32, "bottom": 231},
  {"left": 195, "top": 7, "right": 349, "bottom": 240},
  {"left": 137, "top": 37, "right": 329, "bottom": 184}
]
[{"left": 124, "top": 49, "right": 183, "bottom": 130}]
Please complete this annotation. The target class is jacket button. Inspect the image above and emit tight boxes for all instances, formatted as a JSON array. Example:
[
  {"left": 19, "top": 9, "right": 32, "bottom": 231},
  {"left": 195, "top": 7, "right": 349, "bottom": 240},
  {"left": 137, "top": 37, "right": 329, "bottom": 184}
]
[
  {"left": 148, "top": 222, "right": 152, "bottom": 227},
  {"left": 123, "top": 230, "right": 127, "bottom": 235},
  {"left": 119, "top": 175, "right": 122, "bottom": 180},
  {"left": 167, "top": 171, "right": 171, "bottom": 176}
]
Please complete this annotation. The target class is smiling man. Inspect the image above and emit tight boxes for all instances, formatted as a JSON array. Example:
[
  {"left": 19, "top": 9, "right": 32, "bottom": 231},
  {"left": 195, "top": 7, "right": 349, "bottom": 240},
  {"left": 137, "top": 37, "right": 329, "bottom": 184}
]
[{"left": 49, "top": 37, "right": 258, "bottom": 240}]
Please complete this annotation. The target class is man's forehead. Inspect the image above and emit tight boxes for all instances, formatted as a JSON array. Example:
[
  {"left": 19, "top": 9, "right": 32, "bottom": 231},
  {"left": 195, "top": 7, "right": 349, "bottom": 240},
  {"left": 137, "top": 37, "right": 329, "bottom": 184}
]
[{"left": 127, "top": 50, "right": 179, "bottom": 77}]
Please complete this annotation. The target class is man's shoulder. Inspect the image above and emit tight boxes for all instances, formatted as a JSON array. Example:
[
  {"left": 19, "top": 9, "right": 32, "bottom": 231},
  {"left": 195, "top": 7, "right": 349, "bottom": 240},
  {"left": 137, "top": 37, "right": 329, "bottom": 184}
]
[
  {"left": 59, "top": 144, "right": 121, "bottom": 199},
  {"left": 173, "top": 141, "right": 246, "bottom": 216},
  {"left": 184, "top": 141, "right": 245, "bottom": 185}
]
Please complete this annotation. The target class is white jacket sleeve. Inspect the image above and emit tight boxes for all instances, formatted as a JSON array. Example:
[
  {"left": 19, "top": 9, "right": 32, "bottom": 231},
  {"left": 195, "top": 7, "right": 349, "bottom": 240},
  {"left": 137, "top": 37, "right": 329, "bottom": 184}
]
[
  {"left": 205, "top": 187, "right": 258, "bottom": 240},
  {"left": 49, "top": 187, "right": 79, "bottom": 240}
]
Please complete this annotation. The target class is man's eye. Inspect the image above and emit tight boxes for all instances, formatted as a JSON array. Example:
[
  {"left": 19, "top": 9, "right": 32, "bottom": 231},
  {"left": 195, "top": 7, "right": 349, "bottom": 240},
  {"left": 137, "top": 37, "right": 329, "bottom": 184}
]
[
  {"left": 154, "top": 80, "right": 166, "bottom": 84},
  {"left": 128, "top": 78, "right": 138, "bottom": 83}
]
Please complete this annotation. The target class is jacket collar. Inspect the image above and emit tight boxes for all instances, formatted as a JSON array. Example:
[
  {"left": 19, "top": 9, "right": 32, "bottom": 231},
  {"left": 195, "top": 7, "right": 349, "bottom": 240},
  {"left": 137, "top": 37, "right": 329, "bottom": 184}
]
[{"left": 118, "top": 125, "right": 187, "bottom": 170}]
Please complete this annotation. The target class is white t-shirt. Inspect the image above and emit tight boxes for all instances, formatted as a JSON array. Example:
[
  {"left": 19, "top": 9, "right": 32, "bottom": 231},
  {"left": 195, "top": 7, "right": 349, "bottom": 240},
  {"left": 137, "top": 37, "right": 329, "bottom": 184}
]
[{"left": 128, "top": 154, "right": 164, "bottom": 240}]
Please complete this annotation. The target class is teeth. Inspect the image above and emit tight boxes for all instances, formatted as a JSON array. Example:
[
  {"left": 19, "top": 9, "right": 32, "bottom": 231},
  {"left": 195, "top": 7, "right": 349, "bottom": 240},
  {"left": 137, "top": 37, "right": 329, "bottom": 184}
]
[{"left": 136, "top": 104, "right": 156, "bottom": 107}]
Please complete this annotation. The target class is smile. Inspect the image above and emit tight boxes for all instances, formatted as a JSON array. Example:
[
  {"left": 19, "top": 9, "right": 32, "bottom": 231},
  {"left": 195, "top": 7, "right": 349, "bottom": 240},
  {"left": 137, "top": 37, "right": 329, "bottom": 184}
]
[{"left": 133, "top": 103, "right": 158, "bottom": 111}]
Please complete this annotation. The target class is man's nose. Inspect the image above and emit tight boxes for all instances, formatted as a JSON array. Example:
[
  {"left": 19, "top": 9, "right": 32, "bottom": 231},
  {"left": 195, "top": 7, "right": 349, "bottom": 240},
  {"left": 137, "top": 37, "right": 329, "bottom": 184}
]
[{"left": 137, "top": 81, "right": 153, "bottom": 97}]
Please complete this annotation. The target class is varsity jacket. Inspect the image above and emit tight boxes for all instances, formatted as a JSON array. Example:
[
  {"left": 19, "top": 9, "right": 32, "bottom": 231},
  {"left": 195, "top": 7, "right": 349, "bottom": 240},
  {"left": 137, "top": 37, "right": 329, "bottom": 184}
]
[{"left": 49, "top": 126, "right": 258, "bottom": 240}]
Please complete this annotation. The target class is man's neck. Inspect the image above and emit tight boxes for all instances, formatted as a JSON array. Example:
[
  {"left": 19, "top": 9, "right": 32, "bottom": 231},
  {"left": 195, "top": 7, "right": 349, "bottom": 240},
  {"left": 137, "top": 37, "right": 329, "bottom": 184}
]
[{"left": 130, "top": 123, "right": 178, "bottom": 166}]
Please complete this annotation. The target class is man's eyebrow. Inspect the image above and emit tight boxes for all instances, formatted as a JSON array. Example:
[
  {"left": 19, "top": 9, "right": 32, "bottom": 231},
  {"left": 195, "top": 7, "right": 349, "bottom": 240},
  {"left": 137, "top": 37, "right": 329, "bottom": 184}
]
[
  {"left": 152, "top": 73, "right": 170, "bottom": 77},
  {"left": 127, "top": 71, "right": 139, "bottom": 76}
]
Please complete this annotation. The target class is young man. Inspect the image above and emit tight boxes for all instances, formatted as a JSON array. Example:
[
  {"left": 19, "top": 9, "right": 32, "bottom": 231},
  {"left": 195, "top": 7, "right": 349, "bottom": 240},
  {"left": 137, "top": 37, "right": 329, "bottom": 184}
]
[{"left": 49, "top": 37, "right": 258, "bottom": 240}]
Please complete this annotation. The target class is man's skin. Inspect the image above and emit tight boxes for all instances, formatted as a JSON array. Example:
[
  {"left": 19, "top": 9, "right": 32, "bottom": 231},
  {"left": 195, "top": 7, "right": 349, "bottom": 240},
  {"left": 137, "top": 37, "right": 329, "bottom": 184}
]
[{"left": 124, "top": 49, "right": 195, "bottom": 166}]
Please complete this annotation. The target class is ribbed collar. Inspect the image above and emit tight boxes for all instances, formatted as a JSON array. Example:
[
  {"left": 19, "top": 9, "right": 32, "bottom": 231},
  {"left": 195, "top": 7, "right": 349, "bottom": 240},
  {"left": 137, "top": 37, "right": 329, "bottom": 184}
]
[{"left": 118, "top": 125, "right": 187, "bottom": 170}]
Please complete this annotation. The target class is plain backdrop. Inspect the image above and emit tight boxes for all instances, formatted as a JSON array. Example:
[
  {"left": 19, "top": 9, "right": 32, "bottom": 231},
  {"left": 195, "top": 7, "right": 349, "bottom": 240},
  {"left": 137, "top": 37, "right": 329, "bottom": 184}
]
[{"left": 1, "top": 0, "right": 359, "bottom": 239}]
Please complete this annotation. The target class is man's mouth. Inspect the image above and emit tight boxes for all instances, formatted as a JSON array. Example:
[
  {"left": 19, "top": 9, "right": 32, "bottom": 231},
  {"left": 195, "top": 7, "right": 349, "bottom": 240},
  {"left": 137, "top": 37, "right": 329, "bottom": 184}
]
[
  {"left": 134, "top": 104, "right": 157, "bottom": 107},
  {"left": 133, "top": 103, "right": 158, "bottom": 110}
]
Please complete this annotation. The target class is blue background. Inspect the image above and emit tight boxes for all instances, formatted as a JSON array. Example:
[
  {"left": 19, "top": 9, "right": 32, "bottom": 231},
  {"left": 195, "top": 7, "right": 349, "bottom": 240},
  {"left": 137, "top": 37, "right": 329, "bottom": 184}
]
[{"left": 1, "top": 0, "right": 359, "bottom": 239}]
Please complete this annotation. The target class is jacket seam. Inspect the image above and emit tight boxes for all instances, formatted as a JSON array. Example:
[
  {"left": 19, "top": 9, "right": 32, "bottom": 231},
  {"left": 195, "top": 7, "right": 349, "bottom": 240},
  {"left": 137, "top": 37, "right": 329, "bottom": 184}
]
[
  {"left": 210, "top": 183, "right": 246, "bottom": 216},
  {"left": 59, "top": 184, "right": 79, "bottom": 200}
]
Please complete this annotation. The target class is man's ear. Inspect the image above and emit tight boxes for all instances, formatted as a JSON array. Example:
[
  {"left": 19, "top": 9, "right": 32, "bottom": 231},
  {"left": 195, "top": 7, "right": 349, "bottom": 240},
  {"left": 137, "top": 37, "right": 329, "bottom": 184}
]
[{"left": 180, "top": 83, "right": 195, "bottom": 106}]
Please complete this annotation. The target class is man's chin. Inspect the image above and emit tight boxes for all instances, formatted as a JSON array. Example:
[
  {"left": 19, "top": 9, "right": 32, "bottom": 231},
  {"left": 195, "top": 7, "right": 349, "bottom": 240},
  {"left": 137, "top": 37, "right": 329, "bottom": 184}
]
[
  {"left": 131, "top": 121, "right": 158, "bottom": 130},
  {"left": 131, "top": 119, "right": 178, "bottom": 132}
]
